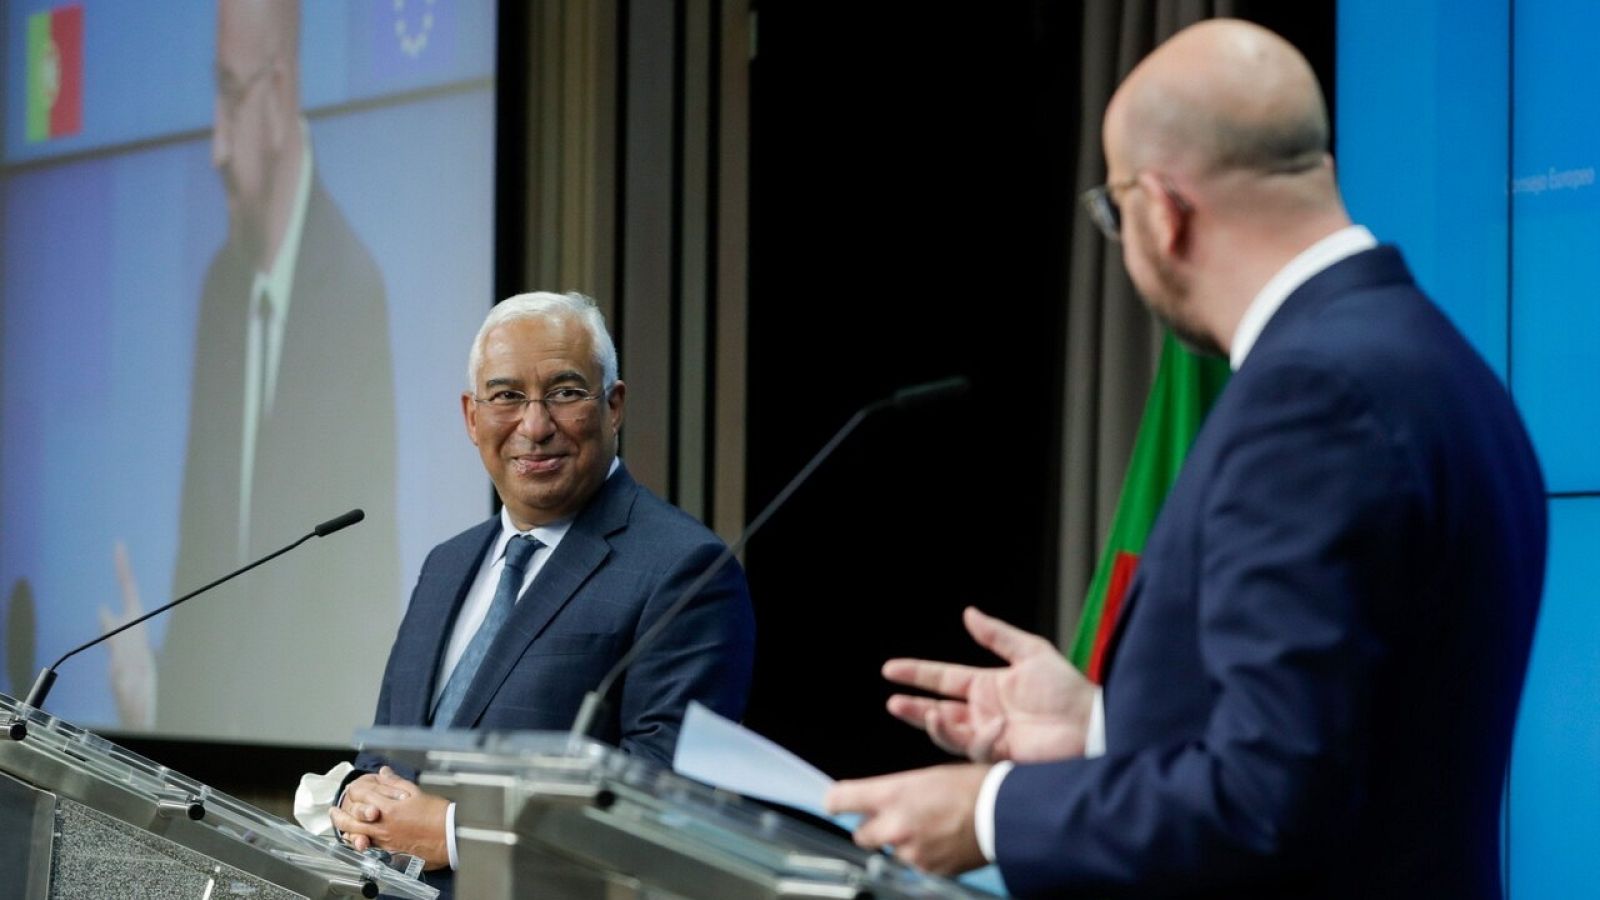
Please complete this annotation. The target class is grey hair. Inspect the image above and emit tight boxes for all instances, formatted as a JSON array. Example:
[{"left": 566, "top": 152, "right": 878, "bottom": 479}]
[{"left": 466, "top": 291, "right": 619, "bottom": 391}]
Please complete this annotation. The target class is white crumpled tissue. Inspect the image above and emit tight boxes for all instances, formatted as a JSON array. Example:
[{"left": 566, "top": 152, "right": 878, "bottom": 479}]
[{"left": 293, "top": 761, "right": 355, "bottom": 836}]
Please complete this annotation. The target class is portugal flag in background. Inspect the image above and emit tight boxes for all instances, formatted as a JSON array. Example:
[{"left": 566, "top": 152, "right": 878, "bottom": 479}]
[
  {"left": 27, "top": 4, "right": 84, "bottom": 143},
  {"left": 1068, "top": 333, "right": 1230, "bottom": 682}
]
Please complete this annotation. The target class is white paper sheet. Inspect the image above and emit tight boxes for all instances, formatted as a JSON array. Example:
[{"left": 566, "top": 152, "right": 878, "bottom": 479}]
[
  {"left": 673, "top": 701, "right": 1008, "bottom": 897},
  {"left": 673, "top": 700, "right": 840, "bottom": 821}
]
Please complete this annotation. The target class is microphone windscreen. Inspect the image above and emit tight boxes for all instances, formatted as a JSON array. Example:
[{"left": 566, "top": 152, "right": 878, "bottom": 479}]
[
  {"left": 314, "top": 509, "right": 366, "bottom": 537},
  {"left": 891, "top": 376, "right": 971, "bottom": 410}
]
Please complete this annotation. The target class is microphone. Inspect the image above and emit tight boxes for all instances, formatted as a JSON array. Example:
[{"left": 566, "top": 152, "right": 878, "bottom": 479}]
[
  {"left": 569, "top": 377, "right": 971, "bottom": 744},
  {"left": 889, "top": 376, "right": 969, "bottom": 411},
  {"left": 12, "top": 509, "right": 367, "bottom": 729},
  {"left": 314, "top": 508, "right": 366, "bottom": 537}
]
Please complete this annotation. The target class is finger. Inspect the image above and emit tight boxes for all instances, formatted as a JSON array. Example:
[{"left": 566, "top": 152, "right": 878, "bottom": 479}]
[
  {"left": 888, "top": 694, "right": 970, "bottom": 731},
  {"left": 113, "top": 540, "right": 142, "bottom": 615},
  {"left": 885, "top": 694, "right": 940, "bottom": 728},
  {"left": 336, "top": 791, "right": 381, "bottom": 823},
  {"left": 355, "top": 775, "right": 409, "bottom": 802},
  {"left": 924, "top": 708, "right": 976, "bottom": 758},
  {"left": 964, "top": 606, "right": 1049, "bottom": 663},
  {"left": 825, "top": 778, "right": 886, "bottom": 816},
  {"left": 348, "top": 833, "right": 371, "bottom": 852},
  {"left": 853, "top": 811, "right": 908, "bottom": 851},
  {"left": 882, "top": 658, "right": 979, "bottom": 699},
  {"left": 330, "top": 806, "right": 375, "bottom": 836},
  {"left": 376, "top": 767, "right": 418, "bottom": 793}
]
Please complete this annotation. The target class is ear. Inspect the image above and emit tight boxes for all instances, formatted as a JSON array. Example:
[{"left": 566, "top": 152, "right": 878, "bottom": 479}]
[
  {"left": 461, "top": 392, "right": 481, "bottom": 447},
  {"left": 605, "top": 381, "right": 627, "bottom": 435},
  {"left": 1139, "top": 171, "right": 1191, "bottom": 257}
]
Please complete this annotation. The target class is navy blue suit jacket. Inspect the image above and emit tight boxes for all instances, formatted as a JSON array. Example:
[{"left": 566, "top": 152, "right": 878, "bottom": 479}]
[
  {"left": 354, "top": 465, "right": 755, "bottom": 898},
  {"left": 996, "top": 247, "right": 1545, "bottom": 898}
]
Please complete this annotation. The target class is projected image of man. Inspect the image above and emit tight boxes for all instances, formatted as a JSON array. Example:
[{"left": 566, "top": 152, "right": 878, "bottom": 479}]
[{"left": 102, "top": 0, "right": 398, "bottom": 739}]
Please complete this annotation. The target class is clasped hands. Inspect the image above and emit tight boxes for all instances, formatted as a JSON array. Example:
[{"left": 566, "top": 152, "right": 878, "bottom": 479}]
[
  {"left": 329, "top": 766, "right": 452, "bottom": 871},
  {"left": 824, "top": 606, "right": 1095, "bottom": 875}
]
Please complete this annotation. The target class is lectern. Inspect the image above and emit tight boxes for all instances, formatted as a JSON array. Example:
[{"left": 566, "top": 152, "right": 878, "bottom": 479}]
[
  {"left": 359, "top": 727, "right": 997, "bottom": 900},
  {"left": 0, "top": 692, "right": 435, "bottom": 900}
]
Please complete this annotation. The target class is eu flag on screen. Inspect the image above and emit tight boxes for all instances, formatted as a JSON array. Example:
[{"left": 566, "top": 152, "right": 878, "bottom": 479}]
[{"left": 370, "top": 0, "right": 458, "bottom": 84}]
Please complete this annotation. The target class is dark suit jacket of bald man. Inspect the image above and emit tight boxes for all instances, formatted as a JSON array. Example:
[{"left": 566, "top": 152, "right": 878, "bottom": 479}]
[
  {"left": 354, "top": 463, "right": 755, "bottom": 900},
  {"left": 996, "top": 247, "right": 1545, "bottom": 898}
]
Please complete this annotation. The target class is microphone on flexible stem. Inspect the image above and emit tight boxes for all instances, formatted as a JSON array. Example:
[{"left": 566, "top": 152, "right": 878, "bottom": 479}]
[
  {"left": 568, "top": 377, "right": 971, "bottom": 746},
  {"left": 7, "top": 509, "right": 367, "bottom": 738}
]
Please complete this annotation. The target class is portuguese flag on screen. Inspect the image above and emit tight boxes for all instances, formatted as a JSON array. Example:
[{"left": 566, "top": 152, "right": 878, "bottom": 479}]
[
  {"left": 26, "top": 4, "right": 84, "bottom": 143},
  {"left": 1068, "top": 332, "right": 1230, "bottom": 682}
]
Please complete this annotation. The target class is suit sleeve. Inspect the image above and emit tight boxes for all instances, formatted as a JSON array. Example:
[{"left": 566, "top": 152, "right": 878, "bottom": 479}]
[
  {"left": 350, "top": 545, "right": 444, "bottom": 782},
  {"left": 995, "top": 356, "right": 1422, "bottom": 896},
  {"left": 615, "top": 539, "right": 757, "bottom": 767}
]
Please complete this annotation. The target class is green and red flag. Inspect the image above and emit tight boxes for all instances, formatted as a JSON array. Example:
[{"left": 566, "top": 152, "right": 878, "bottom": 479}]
[
  {"left": 1068, "top": 332, "right": 1230, "bottom": 682},
  {"left": 27, "top": 4, "right": 85, "bottom": 143}
]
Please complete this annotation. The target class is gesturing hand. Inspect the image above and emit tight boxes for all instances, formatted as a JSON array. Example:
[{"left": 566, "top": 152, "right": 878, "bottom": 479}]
[
  {"left": 100, "top": 541, "right": 157, "bottom": 729},
  {"left": 884, "top": 606, "right": 1094, "bottom": 763}
]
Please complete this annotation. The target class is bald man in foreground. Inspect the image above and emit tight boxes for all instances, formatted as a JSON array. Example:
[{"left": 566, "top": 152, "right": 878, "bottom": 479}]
[{"left": 828, "top": 19, "right": 1545, "bottom": 898}]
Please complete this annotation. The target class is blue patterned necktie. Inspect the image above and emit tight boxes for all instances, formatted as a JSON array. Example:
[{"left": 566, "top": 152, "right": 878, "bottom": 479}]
[{"left": 431, "top": 534, "right": 542, "bottom": 728}]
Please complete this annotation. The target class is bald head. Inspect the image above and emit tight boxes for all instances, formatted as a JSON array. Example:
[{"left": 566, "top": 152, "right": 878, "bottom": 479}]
[
  {"left": 1108, "top": 19, "right": 1327, "bottom": 179},
  {"left": 1099, "top": 20, "right": 1351, "bottom": 357}
]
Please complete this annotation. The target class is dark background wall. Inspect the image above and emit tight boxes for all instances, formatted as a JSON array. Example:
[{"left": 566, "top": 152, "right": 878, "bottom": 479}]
[{"left": 740, "top": 1, "right": 1332, "bottom": 778}]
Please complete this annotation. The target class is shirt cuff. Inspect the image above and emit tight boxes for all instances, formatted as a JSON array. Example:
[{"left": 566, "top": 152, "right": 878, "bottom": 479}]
[
  {"left": 1085, "top": 686, "right": 1106, "bottom": 758},
  {"left": 446, "top": 802, "right": 459, "bottom": 870},
  {"left": 973, "top": 761, "right": 1014, "bottom": 863}
]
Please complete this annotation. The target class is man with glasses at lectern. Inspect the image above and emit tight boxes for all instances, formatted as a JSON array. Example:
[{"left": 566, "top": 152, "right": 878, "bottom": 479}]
[{"left": 327, "top": 292, "right": 755, "bottom": 900}]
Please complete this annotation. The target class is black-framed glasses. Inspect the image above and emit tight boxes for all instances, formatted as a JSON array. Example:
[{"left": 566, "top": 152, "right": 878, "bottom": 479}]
[
  {"left": 473, "top": 386, "right": 609, "bottom": 424},
  {"left": 1079, "top": 175, "right": 1140, "bottom": 242}
]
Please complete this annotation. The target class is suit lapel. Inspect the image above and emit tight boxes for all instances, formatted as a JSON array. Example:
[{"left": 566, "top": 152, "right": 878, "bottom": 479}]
[
  {"left": 395, "top": 518, "right": 499, "bottom": 727},
  {"left": 446, "top": 465, "right": 639, "bottom": 729}
]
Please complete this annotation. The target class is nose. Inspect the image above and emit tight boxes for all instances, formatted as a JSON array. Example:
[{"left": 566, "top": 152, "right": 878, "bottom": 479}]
[{"left": 514, "top": 398, "right": 558, "bottom": 441}]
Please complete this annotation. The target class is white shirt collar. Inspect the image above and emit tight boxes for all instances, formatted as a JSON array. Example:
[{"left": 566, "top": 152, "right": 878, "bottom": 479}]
[
  {"left": 495, "top": 505, "right": 574, "bottom": 559},
  {"left": 1229, "top": 225, "right": 1377, "bottom": 370}
]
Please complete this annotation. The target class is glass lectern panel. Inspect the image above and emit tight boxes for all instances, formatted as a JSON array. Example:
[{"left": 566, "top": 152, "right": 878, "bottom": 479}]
[
  {"left": 0, "top": 692, "right": 436, "bottom": 900},
  {"left": 360, "top": 727, "right": 998, "bottom": 900}
]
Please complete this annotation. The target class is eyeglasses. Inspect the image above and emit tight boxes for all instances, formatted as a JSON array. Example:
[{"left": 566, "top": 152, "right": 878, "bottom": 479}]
[
  {"left": 1079, "top": 175, "right": 1140, "bottom": 242},
  {"left": 473, "top": 386, "right": 609, "bottom": 424}
]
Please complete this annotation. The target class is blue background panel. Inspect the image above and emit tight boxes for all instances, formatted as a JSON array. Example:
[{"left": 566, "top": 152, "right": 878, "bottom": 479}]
[
  {"left": 1508, "top": 497, "right": 1600, "bottom": 898},
  {"left": 1336, "top": 0, "right": 1508, "bottom": 379},
  {"left": 1510, "top": 0, "right": 1600, "bottom": 492}
]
